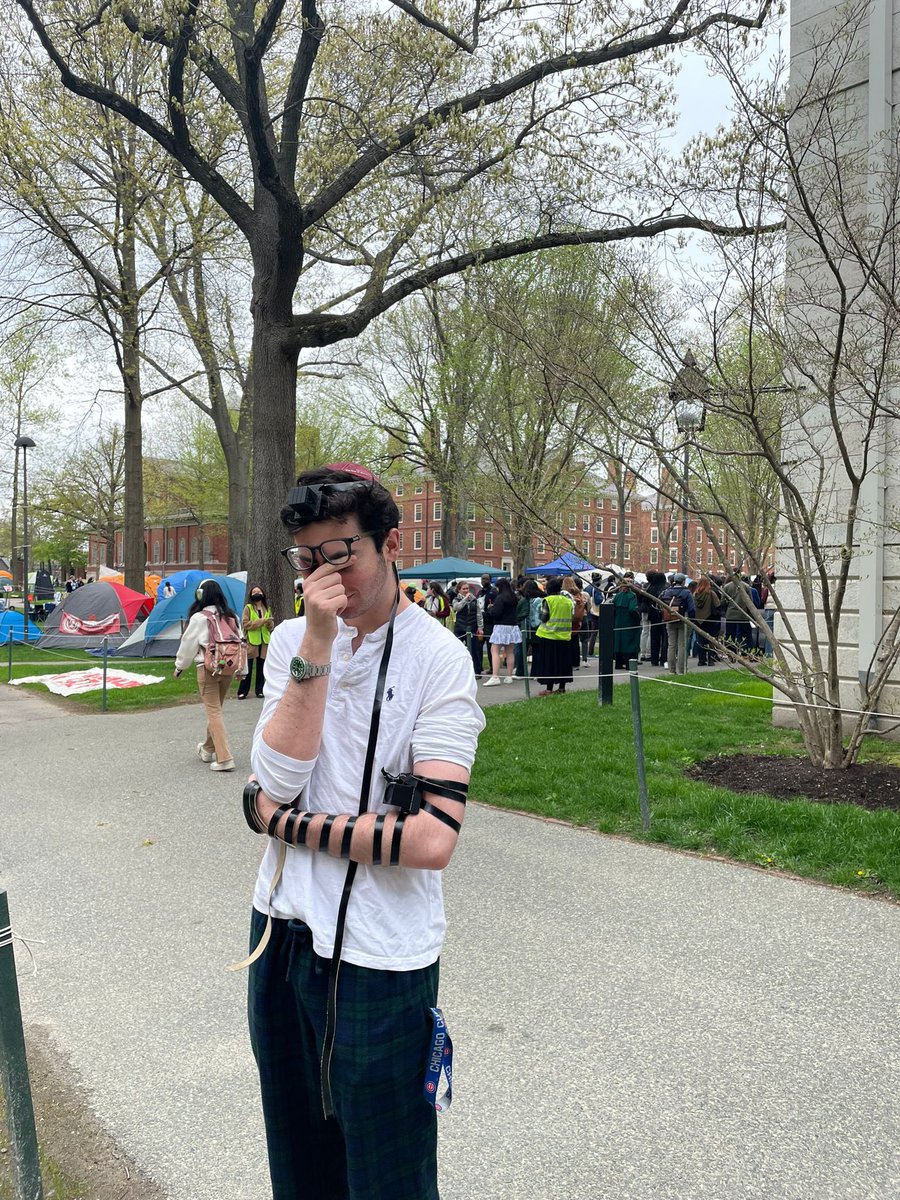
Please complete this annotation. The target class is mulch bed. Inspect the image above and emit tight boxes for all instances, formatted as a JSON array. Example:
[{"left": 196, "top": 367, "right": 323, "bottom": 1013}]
[{"left": 689, "top": 754, "right": 900, "bottom": 812}]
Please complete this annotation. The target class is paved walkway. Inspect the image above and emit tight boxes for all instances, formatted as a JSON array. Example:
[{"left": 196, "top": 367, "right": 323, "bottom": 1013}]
[{"left": 1, "top": 684, "right": 898, "bottom": 1199}]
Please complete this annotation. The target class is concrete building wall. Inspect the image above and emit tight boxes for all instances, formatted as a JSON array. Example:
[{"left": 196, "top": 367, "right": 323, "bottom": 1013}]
[{"left": 780, "top": 0, "right": 900, "bottom": 728}]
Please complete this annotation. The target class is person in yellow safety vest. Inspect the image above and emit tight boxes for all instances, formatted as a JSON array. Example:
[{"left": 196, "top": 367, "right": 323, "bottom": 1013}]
[
  {"left": 530, "top": 577, "right": 574, "bottom": 696},
  {"left": 294, "top": 578, "right": 304, "bottom": 616},
  {"left": 238, "top": 584, "right": 275, "bottom": 699}
]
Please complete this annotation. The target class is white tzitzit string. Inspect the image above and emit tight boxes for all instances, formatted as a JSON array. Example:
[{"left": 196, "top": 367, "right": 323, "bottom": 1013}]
[{"left": 0, "top": 924, "right": 45, "bottom": 974}]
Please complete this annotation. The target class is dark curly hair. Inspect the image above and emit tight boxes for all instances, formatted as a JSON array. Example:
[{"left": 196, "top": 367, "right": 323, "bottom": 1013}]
[{"left": 279, "top": 467, "right": 400, "bottom": 552}]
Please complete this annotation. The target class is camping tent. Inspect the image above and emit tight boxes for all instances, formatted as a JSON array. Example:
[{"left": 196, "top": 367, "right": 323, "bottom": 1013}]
[
  {"left": 36, "top": 581, "right": 154, "bottom": 650},
  {"left": 112, "top": 573, "right": 246, "bottom": 657},
  {"left": 397, "top": 556, "right": 501, "bottom": 582},
  {"left": 0, "top": 610, "right": 42, "bottom": 645},
  {"left": 524, "top": 552, "right": 602, "bottom": 576}
]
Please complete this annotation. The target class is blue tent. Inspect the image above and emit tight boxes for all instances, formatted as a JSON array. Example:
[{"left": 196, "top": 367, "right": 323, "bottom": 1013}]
[
  {"left": 0, "top": 609, "right": 43, "bottom": 645},
  {"left": 524, "top": 552, "right": 602, "bottom": 576},
  {"left": 112, "top": 573, "right": 246, "bottom": 657},
  {"left": 156, "top": 569, "right": 211, "bottom": 600},
  {"left": 397, "top": 556, "right": 501, "bottom": 581}
]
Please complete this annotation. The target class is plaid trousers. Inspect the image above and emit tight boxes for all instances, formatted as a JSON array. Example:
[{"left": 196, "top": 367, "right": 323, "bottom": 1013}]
[{"left": 247, "top": 909, "right": 441, "bottom": 1200}]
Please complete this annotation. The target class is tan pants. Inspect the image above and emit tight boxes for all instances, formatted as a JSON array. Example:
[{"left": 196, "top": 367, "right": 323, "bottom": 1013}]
[{"left": 198, "top": 666, "right": 233, "bottom": 763}]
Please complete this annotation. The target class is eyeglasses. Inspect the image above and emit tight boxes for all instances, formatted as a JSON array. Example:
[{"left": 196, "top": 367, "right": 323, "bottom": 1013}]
[{"left": 280, "top": 531, "right": 377, "bottom": 573}]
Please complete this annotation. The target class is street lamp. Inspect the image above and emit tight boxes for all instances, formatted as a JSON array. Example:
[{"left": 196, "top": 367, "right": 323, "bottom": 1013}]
[
  {"left": 669, "top": 351, "right": 708, "bottom": 576},
  {"left": 15, "top": 435, "right": 36, "bottom": 643}
]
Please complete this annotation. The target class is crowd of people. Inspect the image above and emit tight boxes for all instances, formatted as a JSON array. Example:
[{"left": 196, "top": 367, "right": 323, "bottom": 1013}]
[{"left": 408, "top": 568, "right": 777, "bottom": 692}]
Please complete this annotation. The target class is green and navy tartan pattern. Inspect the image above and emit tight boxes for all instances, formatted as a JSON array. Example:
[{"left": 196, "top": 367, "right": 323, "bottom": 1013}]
[{"left": 247, "top": 909, "right": 441, "bottom": 1200}]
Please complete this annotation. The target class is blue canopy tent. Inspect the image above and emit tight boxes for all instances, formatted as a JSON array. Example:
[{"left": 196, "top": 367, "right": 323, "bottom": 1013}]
[
  {"left": 111, "top": 573, "right": 246, "bottom": 657},
  {"left": 396, "top": 556, "right": 502, "bottom": 582},
  {"left": 0, "top": 609, "right": 43, "bottom": 645},
  {"left": 524, "top": 552, "right": 602, "bottom": 576},
  {"left": 156, "top": 568, "right": 210, "bottom": 600}
]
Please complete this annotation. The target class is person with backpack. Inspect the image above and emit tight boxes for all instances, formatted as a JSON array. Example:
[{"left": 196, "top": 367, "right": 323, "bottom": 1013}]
[
  {"left": 660, "top": 572, "right": 695, "bottom": 674},
  {"left": 516, "top": 578, "right": 543, "bottom": 677},
  {"left": 424, "top": 580, "right": 451, "bottom": 623},
  {"left": 173, "top": 578, "right": 246, "bottom": 771},
  {"left": 238, "top": 584, "right": 275, "bottom": 699}
]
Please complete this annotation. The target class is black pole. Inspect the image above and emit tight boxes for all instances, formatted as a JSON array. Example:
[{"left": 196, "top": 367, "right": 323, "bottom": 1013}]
[
  {"left": 597, "top": 603, "right": 614, "bottom": 706},
  {"left": 0, "top": 890, "right": 45, "bottom": 1200},
  {"left": 681, "top": 439, "right": 689, "bottom": 576},
  {"left": 21, "top": 447, "right": 29, "bottom": 645},
  {"left": 629, "top": 659, "right": 651, "bottom": 830}
]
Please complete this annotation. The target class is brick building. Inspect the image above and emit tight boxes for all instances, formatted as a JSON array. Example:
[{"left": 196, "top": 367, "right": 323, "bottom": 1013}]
[{"left": 87, "top": 516, "right": 228, "bottom": 577}]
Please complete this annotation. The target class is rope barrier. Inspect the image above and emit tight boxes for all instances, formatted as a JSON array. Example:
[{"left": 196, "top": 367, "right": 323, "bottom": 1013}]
[{"left": 642, "top": 673, "right": 900, "bottom": 722}]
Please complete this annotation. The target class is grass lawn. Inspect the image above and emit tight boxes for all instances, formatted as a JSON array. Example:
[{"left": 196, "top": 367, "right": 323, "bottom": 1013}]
[
  {"left": 2, "top": 643, "right": 200, "bottom": 712},
  {"left": 470, "top": 670, "right": 900, "bottom": 900}
]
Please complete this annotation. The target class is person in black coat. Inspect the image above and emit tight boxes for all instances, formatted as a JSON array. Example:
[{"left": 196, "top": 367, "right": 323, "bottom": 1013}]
[
  {"left": 643, "top": 570, "right": 669, "bottom": 667},
  {"left": 452, "top": 581, "right": 481, "bottom": 676}
]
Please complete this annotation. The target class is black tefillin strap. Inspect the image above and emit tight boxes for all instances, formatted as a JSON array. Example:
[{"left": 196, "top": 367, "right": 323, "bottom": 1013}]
[
  {"left": 318, "top": 580, "right": 400, "bottom": 1120},
  {"left": 380, "top": 770, "right": 468, "bottom": 836}
]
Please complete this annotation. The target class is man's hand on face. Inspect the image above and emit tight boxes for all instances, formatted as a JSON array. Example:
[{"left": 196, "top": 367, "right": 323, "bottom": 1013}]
[{"left": 301, "top": 558, "right": 356, "bottom": 645}]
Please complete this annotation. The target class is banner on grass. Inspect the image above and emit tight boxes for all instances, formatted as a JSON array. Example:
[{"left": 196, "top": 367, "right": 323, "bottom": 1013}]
[{"left": 10, "top": 668, "right": 165, "bottom": 695}]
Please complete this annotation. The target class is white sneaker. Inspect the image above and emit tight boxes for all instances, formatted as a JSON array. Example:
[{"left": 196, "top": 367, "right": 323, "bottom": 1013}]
[
  {"left": 503, "top": 676, "right": 514, "bottom": 684},
  {"left": 197, "top": 743, "right": 215, "bottom": 763},
  {"left": 483, "top": 676, "right": 502, "bottom": 687},
  {"left": 210, "top": 759, "right": 235, "bottom": 772}
]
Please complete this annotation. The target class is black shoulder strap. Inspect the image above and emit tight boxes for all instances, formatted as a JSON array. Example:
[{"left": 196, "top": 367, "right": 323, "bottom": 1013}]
[{"left": 320, "top": 584, "right": 400, "bottom": 1119}]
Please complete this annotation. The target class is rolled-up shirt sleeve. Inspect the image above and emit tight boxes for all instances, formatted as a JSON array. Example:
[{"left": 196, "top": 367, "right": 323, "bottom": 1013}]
[
  {"left": 250, "top": 619, "right": 319, "bottom": 802},
  {"left": 410, "top": 641, "right": 485, "bottom": 770}
]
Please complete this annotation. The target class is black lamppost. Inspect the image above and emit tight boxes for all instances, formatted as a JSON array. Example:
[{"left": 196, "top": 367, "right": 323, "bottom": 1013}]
[
  {"left": 15, "top": 435, "right": 36, "bottom": 642},
  {"left": 669, "top": 351, "right": 708, "bottom": 576}
]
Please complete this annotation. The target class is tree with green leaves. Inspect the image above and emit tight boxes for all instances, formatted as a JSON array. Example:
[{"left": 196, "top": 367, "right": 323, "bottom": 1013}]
[{"left": 10, "top": 0, "right": 777, "bottom": 613}]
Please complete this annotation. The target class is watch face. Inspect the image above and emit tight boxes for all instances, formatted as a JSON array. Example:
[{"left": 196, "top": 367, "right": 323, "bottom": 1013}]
[{"left": 290, "top": 656, "right": 307, "bottom": 682}]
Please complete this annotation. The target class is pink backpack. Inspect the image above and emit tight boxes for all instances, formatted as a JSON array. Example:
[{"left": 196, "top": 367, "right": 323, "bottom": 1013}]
[{"left": 203, "top": 611, "right": 247, "bottom": 678}]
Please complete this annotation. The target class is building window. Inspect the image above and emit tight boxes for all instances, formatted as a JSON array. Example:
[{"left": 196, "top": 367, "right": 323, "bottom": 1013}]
[
  {"left": 432, "top": 530, "right": 442, "bottom": 549},
  {"left": 610, "top": 518, "right": 618, "bottom": 536},
  {"left": 651, "top": 527, "right": 659, "bottom": 543},
  {"left": 502, "top": 532, "right": 511, "bottom": 552},
  {"left": 413, "top": 531, "right": 422, "bottom": 550},
  {"left": 568, "top": 512, "right": 577, "bottom": 530},
  {"left": 414, "top": 503, "right": 422, "bottom": 522},
  {"left": 467, "top": 503, "right": 476, "bottom": 522},
  {"left": 397, "top": 504, "right": 404, "bottom": 522},
  {"left": 670, "top": 547, "right": 679, "bottom": 565},
  {"left": 414, "top": 558, "right": 422, "bottom": 567},
  {"left": 625, "top": 500, "right": 632, "bottom": 512},
  {"left": 595, "top": 516, "right": 604, "bottom": 533},
  {"left": 582, "top": 539, "right": 590, "bottom": 554},
  {"left": 597, "top": 497, "right": 604, "bottom": 510},
  {"left": 537, "top": 537, "right": 545, "bottom": 554},
  {"left": 178, "top": 537, "right": 186, "bottom": 563},
  {"left": 649, "top": 547, "right": 658, "bottom": 564},
  {"left": 583, "top": 515, "right": 590, "bottom": 532},
  {"left": 466, "top": 531, "right": 475, "bottom": 550},
  {"left": 484, "top": 507, "right": 494, "bottom": 523},
  {"left": 730, "top": 549, "right": 737, "bottom": 565},
  {"left": 395, "top": 483, "right": 404, "bottom": 497},
  {"left": 203, "top": 536, "right": 211, "bottom": 559},
  {"left": 697, "top": 526, "right": 703, "bottom": 543},
  {"left": 152, "top": 539, "right": 160, "bottom": 562},
  {"left": 670, "top": 525, "right": 678, "bottom": 542},
  {"left": 414, "top": 483, "right": 424, "bottom": 495},
  {"left": 624, "top": 519, "right": 631, "bottom": 537},
  {"left": 582, "top": 495, "right": 591, "bottom": 507},
  {"left": 707, "top": 548, "right": 714, "bottom": 565},
  {"left": 595, "top": 542, "right": 603, "bottom": 559},
  {"left": 433, "top": 501, "right": 442, "bottom": 521},
  {"left": 624, "top": 543, "right": 631, "bottom": 560},
  {"left": 484, "top": 531, "right": 493, "bottom": 551},
  {"left": 167, "top": 538, "right": 175, "bottom": 560},
  {"left": 719, "top": 528, "right": 726, "bottom": 543},
  {"left": 433, "top": 482, "right": 440, "bottom": 494},
  {"left": 396, "top": 558, "right": 404, "bottom": 569},
  {"left": 398, "top": 532, "right": 404, "bottom": 549}
]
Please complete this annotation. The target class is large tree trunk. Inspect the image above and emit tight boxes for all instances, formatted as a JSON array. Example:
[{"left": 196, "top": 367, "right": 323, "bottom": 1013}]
[
  {"left": 247, "top": 209, "right": 303, "bottom": 621},
  {"left": 121, "top": 195, "right": 145, "bottom": 595},
  {"left": 221, "top": 401, "right": 252, "bottom": 573}
]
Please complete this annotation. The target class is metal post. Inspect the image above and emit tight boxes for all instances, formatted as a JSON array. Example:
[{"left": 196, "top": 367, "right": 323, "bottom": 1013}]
[
  {"left": 628, "top": 660, "right": 651, "bottom": 830},
  {"left": 101, "top": 635, "right": 109, "bottom": 712},
  {"left": 597, "top": 603, "right": 614, "bottom": 706},
  {"left": 21, "top": 449, "right": 29, "bottom": 645},
  {"left": 523, "top": 631, "right": 531, "bottom": 699},
  {"left": 0, "top": 890, "right": 45, "bottom": 1200},
  {"left": 7, "top": 631, "right": 12, "bottom": 683},
  {"left": 681, "top": 440, "right": 689, "bottom": 576}
]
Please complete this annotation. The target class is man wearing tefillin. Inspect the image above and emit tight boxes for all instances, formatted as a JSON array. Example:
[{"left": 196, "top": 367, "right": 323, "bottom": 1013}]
[{"left": 238, "top": 464, "right": 485, "bottom": 1200}]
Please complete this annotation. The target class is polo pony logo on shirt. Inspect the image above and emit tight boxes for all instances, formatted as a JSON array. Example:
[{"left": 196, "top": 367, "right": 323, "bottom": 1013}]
[{"left": 386, "top": 687, "right": 395, "bottom": 701}]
